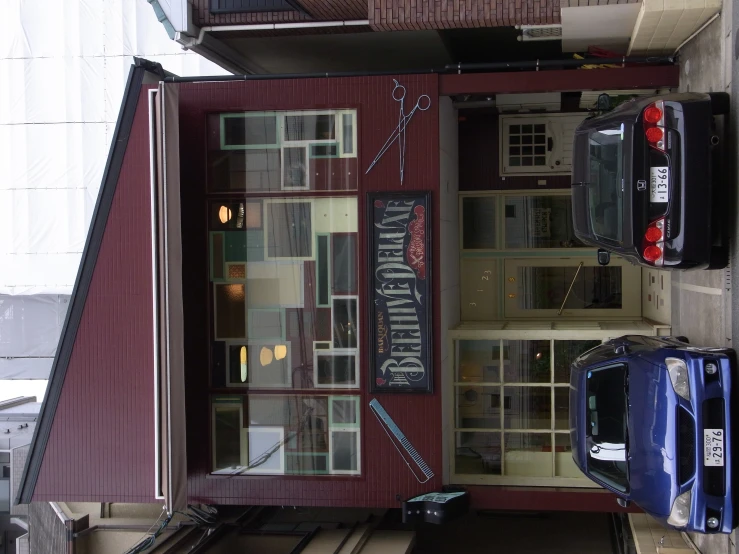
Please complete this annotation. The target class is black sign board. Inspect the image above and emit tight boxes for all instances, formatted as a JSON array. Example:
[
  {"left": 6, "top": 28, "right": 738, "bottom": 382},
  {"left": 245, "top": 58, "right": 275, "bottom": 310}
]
[
  {"left": 368, "top": 192, "right": 432, "bottom": 394},
  {"left": 402, "top": 490, "right": 470, "bottom": 525}
]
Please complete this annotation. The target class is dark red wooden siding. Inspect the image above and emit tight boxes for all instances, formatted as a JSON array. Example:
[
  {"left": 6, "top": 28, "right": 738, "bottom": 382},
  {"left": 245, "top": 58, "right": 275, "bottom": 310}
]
[
  {"left": 32, "top": 89, "right": 158, "bottom": 503},
  {"left": 467, "top": 486, "right": 639, "bottom": 512},
  {"left": 178, "top": 76, "right": 442, "bottom": 507},
  {"left": 459, "top": 111, "right": 571, "bottom": 191}
]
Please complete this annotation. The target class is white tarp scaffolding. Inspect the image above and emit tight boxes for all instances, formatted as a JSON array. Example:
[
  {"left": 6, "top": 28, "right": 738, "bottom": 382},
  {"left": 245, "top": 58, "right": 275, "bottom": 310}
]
[{"left": 0, "top": 0, "right": 229, "bottom": 379}]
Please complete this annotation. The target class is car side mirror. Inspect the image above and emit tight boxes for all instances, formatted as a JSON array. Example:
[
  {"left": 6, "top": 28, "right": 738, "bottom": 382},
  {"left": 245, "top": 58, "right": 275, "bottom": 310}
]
[
  {"left": 597, "top": 93, "right": 612, "bottom": 111},
  {"left": 597, "top": 249, "right": 611, "bottom": 266},
  {"left": 616, "top": 497, "right": 631, "bottom": 508}
]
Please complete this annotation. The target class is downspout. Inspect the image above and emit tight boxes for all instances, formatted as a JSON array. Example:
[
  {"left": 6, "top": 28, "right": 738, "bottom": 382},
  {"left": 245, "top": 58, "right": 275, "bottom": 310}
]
[{"left": 177, "top": 19, "right": 370, "bottom": 49}]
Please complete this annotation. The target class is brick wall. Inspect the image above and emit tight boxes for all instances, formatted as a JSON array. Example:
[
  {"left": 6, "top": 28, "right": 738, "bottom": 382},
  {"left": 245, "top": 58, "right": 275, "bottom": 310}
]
[
  {"left": 192, "top": 0, "right": 365, "bottom": 26},
  {"left": 195, "top": 0, "right": 563, "bottom": 30},
  {"left": 368, "top": 0, "right": 560, "bottom": 31},
  {"left": 560, "top": 0, "right": 639, "bottom": 6}
]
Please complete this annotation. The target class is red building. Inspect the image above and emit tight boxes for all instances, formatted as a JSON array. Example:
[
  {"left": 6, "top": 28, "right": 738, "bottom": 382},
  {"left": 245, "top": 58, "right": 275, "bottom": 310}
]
[{"left": 14, "top": 56, "right": 680, "bottom": 549}]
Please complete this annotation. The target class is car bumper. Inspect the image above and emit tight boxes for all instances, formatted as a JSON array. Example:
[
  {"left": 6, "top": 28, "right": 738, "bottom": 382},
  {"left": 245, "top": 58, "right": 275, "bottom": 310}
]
[
  {"left": 661, "top": 97, "right": 716, "bottom": 269},
  {"left": 682, "top": 351, "right": 735, "bottom": 533}
]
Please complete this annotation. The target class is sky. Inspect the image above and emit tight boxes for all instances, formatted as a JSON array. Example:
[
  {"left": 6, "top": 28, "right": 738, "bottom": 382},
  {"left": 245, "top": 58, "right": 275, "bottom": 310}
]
[{"left": 0, "top": 380, "right": 48, "bottom": 403}]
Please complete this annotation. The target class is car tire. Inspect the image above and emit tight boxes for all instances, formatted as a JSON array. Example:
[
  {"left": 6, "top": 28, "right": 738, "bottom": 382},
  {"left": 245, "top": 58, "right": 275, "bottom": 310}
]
[
  {"left": 707, "top": 245, "right": 729, "bottom": 270},
  {"left": 708, "top": 92, "right": 730, "bottom": 115}
]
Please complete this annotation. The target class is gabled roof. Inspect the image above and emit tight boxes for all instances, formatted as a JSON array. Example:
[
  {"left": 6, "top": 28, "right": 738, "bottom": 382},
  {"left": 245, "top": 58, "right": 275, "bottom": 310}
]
[{"left": 16, "top": 58, "right": 165, "bottom": 505}]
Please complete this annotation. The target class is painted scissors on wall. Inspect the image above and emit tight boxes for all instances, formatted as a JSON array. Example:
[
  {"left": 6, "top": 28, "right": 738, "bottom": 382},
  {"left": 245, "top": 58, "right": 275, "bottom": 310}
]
[{"left": 365, "top": 79, "right": 432, "bottom": 184}]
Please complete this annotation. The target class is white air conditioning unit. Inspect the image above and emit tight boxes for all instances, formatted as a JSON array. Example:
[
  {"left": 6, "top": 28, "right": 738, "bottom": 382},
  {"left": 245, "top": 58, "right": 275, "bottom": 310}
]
[{"left": 516, "top": 24, "right": 562, "bottom": 41}]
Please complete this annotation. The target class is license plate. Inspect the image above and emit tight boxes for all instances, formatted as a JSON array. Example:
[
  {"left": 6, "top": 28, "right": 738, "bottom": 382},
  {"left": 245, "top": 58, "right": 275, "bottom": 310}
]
[
  {"left": 704, "top": 429, "right": 724, "bottom": 466},
  {"left": 650, "top": 166, "right": 669, "bottom": 203}
]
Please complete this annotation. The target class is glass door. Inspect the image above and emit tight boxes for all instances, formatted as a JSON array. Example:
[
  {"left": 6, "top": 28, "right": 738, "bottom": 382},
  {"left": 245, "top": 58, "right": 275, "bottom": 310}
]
[{"left": 503, "top": 257, "right": 641, "bottom": 318}]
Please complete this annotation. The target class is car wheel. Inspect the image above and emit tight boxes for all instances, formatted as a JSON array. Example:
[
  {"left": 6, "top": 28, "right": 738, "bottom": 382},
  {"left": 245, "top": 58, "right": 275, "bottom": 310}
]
[
  {"left": 707, "top": 245, "right": 729, "bottom": 270},
  {"left": 708, "top": 92, "right": 730, "bottom": 115}
]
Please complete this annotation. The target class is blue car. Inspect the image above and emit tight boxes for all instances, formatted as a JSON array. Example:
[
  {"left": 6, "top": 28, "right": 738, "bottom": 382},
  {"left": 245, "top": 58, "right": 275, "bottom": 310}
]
[{"left": 570, "top": 335, "right": 735, "bottom": 533}]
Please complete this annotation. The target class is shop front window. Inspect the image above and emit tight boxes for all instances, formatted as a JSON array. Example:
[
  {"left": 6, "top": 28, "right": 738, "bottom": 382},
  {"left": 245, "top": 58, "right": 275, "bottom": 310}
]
[
  {"left": 208, "top": 110, "right": 357, "bottom": 193},
  {"left": 208, "top": 110, "right": 360, "bottom": 477},
  {"left": 453, "top": 339, "right": 600, "bottom": 481}
]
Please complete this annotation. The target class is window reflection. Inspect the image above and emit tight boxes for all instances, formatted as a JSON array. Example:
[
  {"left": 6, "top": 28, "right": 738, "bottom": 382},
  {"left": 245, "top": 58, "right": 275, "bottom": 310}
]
[
  {"left": 462, "top": 197, "right": 496, "bottom": 249},
  {"left": 504, "top": 433, "right": 552, "bottom": 477},
  {"left": 457, "top": 340, "right": 501, "bottom": 383},
  {"left": 455, "top": 432, "right": 501, "bottom": 475},
  {"left": 210, "top": 197, "right": 359, "bottom": 391},
  {"left": 208, "top": 110, "right": 357, "bottom": 193},
  {"left": 517, "top": 266, "right": 623, "bottom": 310},
  {"left": 212, "top": 395, "right": 360, "bottom": 476},
  {"left": 454, "top": 339, "right": 591, "bottom": 482},
  {"left": 504, "top": 196, "right": 583, "bottom": 249},
  {"left": 504, "top": 340, "right": 551, "bottom": 383}
]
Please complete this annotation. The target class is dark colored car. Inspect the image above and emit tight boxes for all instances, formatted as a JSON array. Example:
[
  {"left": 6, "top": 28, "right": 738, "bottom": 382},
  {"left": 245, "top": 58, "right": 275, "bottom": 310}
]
[
  {"left": 570, "top": 335, "right": 735, "bottom": 533},
  {"left": 571, "top": 92, "right": 728, "bottom": 270}
]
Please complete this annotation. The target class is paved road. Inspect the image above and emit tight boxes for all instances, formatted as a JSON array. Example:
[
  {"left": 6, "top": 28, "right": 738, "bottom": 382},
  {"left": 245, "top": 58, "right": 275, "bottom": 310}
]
[{"left": 667, "top": 1, "right": 736, "bottom": 552}]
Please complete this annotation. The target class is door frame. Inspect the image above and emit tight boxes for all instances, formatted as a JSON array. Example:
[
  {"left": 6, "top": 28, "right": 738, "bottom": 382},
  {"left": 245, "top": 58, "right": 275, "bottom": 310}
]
[{"left": 458, "top": 190, "right": 642, "bottom": 322}]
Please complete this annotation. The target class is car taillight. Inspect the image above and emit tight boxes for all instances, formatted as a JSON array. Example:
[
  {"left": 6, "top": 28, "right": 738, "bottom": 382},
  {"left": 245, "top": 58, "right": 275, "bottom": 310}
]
[
  {"left": 645, "top": 126, "right": 663, "bottom": 143},
  {"left": 645, "top": 225, "right": 663, "bottom": 242},
  {"left": 642, "top": 101, "right": 665, "bottom": 152},
  {"left": 642, "top": 218, "right": 665, "bottom": 266},
  {"left": 643, "top": 105, "right": 663, "bottom": 124},
  {"left": 643, "top": 245, "right": 662, "bottom": 262}
]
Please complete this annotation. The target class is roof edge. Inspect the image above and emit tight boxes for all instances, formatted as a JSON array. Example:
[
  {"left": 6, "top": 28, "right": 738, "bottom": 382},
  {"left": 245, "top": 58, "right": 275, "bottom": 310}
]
[{"left": 15, "top": 58, "right": 163, "bottom": 506}]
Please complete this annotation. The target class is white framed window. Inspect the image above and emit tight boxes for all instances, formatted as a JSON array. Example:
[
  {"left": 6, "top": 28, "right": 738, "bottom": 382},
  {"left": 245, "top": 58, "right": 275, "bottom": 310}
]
[{"left": 499, "top": 113, "right": 587, "bottom": 176}]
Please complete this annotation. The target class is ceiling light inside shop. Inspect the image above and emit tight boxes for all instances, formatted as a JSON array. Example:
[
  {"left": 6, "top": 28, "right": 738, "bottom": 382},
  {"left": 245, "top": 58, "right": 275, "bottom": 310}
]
[
  {"left": 219, "top": 205, "right": 232, "bottom": 224},
  {"left": 260, "top": 346, "right": 273, "bottom": 366},
  {"left": 240, "top": 346, "right": 248, "bottom": 382},
  {"left": 223, "top": 284, "right": 245, "bottom": 302},
  {"left": 274, "top": 345, "right": 287, "bottom": 360}
]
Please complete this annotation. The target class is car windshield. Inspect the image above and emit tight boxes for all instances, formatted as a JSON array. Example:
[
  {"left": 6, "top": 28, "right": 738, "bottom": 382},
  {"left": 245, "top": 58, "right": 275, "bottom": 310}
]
[
  {"left": 588, "top": 125, "right": 624, "bottom": 243},
  {"left": 586, "top": 363, "right": 629, "bottom": 493}
]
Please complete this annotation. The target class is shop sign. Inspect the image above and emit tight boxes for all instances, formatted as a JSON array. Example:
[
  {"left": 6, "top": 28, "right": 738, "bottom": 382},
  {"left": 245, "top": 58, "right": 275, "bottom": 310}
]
[{"left": 368, "top": 192, "right": 432, "bottom": 394}]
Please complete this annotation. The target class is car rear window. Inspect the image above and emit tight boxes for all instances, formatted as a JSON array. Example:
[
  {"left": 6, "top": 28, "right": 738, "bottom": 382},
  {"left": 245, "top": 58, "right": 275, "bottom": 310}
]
[
  {"left": 588, "top": 126, "right": 624, "bottom": 243},
  {"left": 586, "top": 363, "right": 630, "bottom": 493}
]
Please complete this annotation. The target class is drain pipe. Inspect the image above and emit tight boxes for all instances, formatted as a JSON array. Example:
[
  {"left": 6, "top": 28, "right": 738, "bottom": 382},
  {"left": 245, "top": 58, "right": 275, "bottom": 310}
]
[
  {"left": 178, "top": 19, "right": 370, "bottom": 49},
  {"left": 673, "top": 12, "right": 720, "bottom": 55},
  {"left": 163, "top": 55, "right": 676, "bottom": 83}
]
